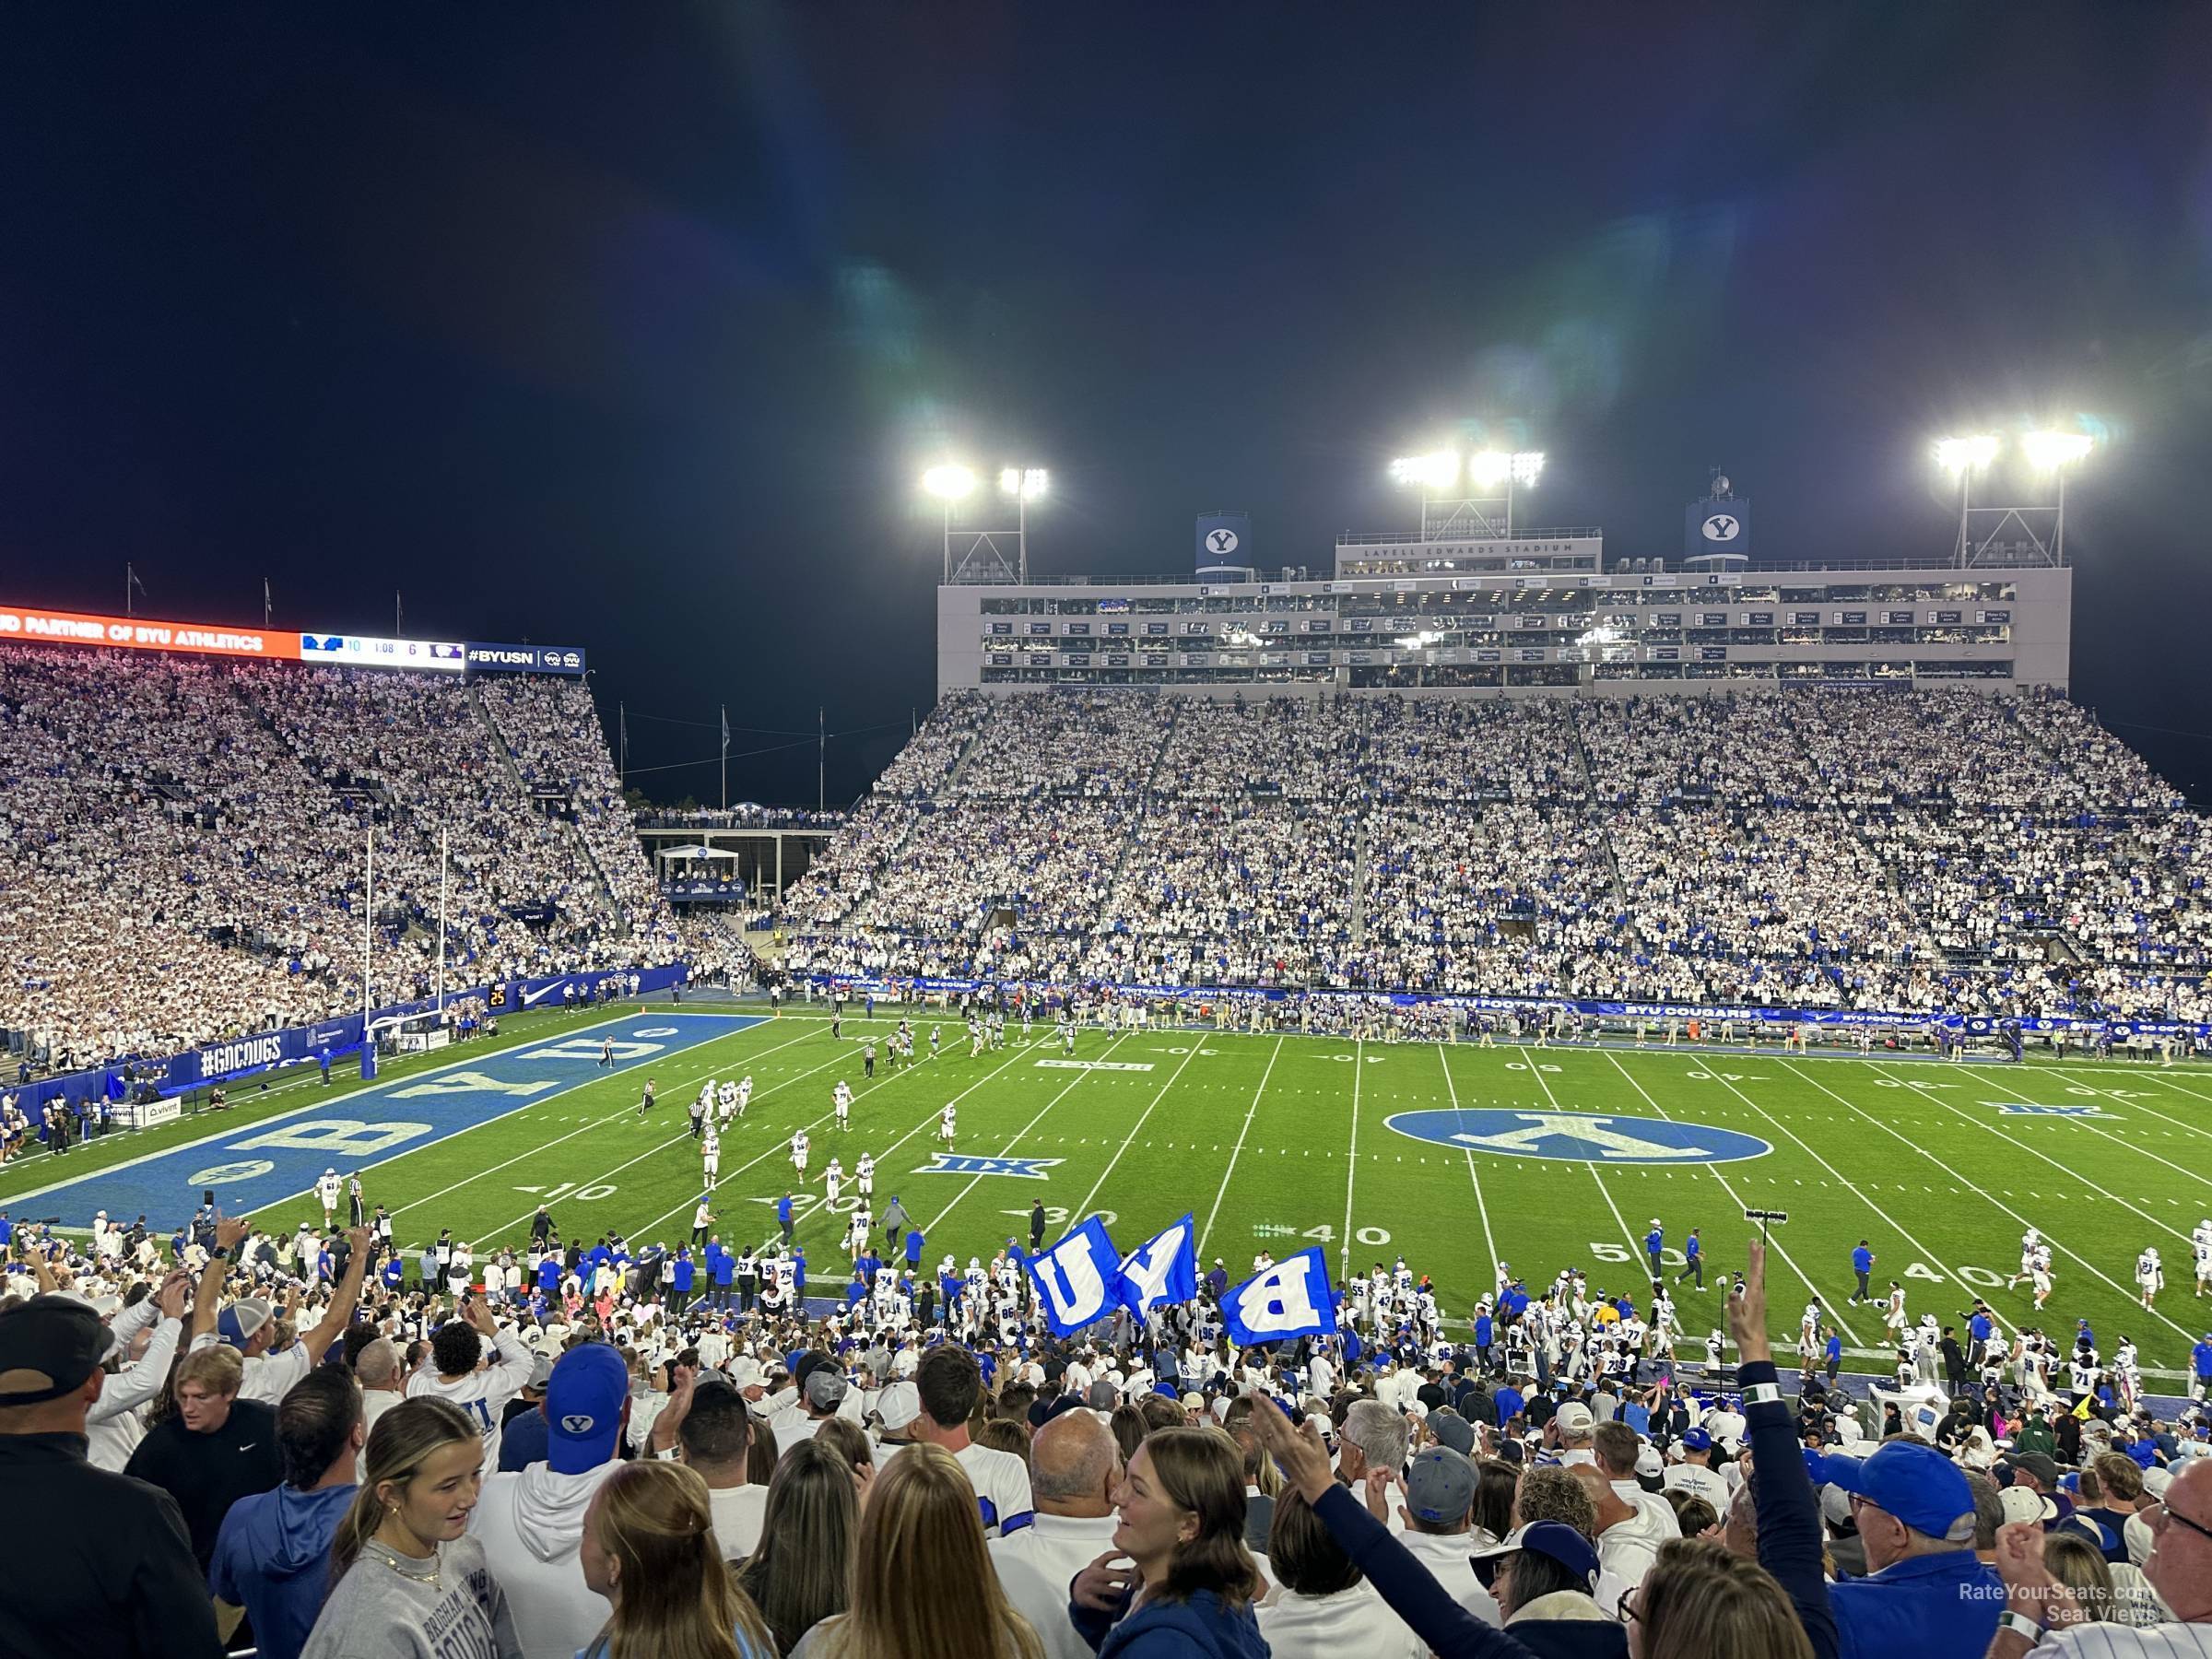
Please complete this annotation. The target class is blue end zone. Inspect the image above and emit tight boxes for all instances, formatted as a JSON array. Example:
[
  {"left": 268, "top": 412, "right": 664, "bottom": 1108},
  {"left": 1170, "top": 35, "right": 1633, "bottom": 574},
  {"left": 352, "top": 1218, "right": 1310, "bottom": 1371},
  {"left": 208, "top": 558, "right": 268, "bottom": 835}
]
[{"left": 7, "top": 1012, "right": 762, "bottom": 1230}]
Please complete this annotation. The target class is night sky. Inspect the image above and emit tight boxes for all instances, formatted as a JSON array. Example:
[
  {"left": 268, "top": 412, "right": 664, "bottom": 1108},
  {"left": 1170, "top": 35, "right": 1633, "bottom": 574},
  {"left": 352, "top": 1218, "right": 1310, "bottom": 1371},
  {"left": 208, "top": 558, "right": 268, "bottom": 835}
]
[{"left": 5, "top": 6, "right": 2210, "bottom": 804}]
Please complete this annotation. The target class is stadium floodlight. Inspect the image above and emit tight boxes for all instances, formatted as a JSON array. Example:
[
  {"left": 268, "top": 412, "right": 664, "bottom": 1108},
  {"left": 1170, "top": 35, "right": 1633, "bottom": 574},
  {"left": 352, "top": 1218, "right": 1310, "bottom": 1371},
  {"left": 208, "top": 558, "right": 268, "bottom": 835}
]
[
  {"left": 1509, "top": 450, "right": 1546, "bottom": 486},
  {"left": 2021, "top": 430, "right": 2093, "bottom": 470},
  {"left": 922, "top": 464, "right": 977, "bottom": 500},
  {"left": 1932, "top": 434, "right": 2000, "bottom": 474},
  {"left": 1389, "top": 452, "right": 1462, "bottom": 491},
  {"left": 999, "top": 467, "right": 1050, "bottom": 500}
]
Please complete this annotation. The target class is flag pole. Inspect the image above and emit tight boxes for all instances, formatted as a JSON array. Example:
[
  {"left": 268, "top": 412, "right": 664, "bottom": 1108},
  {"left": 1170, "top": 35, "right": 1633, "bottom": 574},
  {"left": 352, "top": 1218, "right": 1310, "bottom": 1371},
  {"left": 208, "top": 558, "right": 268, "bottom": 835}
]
[
  {"left": 436, "top": 827, "right": 448, "bottom": 1014},
  {"left": 362, "top": 827, "right": 374, "bottom": 1025}
]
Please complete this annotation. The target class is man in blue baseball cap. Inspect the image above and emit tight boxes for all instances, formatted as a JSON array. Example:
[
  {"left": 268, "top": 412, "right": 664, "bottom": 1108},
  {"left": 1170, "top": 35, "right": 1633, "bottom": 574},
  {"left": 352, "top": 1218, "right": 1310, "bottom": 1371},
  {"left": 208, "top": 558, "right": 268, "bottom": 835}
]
[
  {"left": 1828, "top": 1438, "right": 2000, "bottom": 1659},
  {"left": 470, "top": 1343, "right": 629, "bottom": 1659}
]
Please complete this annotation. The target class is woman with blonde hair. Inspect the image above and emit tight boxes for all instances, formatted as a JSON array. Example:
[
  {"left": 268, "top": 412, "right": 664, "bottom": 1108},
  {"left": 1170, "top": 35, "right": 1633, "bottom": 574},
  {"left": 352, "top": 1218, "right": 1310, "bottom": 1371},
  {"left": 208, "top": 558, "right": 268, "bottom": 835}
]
[
  {"left": 302, "top": 1396, "right": 521, "bottom": 1659},
  {"left": 578, "top": 1459, "right": 775, "bottom": 1659},
  {"left": 802, "top": 1441, "right": 1043, "bottom": 1659},
  {"left": 736, "top": 1436, "right": 859, "bottom": 1653},
  {"left": 1070, "top": 1424, "right": 1265, "bottom": 1656},
  {"left": 1625, "top": 1536, "right": 1813, "bottom": 1659},
  {"left": 2038, "top": 1528, "right": 2119, "bottom": 1628}
]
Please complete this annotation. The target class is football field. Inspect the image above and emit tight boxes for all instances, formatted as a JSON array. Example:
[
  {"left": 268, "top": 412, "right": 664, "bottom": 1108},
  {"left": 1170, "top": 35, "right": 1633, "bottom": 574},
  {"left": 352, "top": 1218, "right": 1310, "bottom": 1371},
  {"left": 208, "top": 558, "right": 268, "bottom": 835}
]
[{"left": 14, "top": 1006, "right": 2212, "bottom": 1378}]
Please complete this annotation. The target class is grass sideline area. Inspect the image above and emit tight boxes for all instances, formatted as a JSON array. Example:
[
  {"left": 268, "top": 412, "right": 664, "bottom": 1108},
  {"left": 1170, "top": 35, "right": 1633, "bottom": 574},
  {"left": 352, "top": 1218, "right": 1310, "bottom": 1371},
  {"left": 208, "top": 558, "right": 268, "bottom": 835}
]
[{"left": 14, "top": 1006, "right": 2212, "bottom": 1377}]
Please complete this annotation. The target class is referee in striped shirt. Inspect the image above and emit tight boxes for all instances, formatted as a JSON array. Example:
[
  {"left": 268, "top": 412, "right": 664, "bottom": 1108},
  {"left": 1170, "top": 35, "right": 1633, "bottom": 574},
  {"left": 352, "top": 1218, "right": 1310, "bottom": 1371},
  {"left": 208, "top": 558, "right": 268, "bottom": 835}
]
[{"left": 1985, "top": 1455, "right": 2212, "bottom": 1656}]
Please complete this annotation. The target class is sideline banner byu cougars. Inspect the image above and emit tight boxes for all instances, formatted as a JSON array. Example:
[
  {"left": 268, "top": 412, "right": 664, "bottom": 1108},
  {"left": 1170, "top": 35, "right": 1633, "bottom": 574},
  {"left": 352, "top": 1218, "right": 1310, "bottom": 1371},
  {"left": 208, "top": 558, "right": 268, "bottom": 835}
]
[
  {"left": 1025, "top": 1217, "right": 1124, "bottom": 1337},
  {"left": 1222, "top": 1247, "right": 1337, "bottom": 1347},
  {"left": 1118, "top": 1215, "right": 1197, "bottom": 1316}
]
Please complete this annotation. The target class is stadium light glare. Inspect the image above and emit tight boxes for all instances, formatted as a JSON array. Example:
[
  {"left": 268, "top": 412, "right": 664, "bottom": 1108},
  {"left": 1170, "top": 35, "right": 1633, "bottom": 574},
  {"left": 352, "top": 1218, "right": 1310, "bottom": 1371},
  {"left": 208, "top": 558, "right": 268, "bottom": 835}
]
[
  {"left": 1389, "top": 452, "right": 1461, "bottom": 490},
  {"left": 922, "top": 465, "right": 977, "bottom": 500},
  {"left": 1510, "top": 450, "right": 1546, "bottom": 487},
  {"left": 2021, "top": 430, "right": 2093, "bottom": 470},
  {"left": 999, "top": 467, "right": 1050, "bottom": 500},
  {"left": 1465, "top": 450, "right": 1510, "bottom": 488},
  {"left": 1932, "top": 434, "right": 2000, "bottom": 474}
]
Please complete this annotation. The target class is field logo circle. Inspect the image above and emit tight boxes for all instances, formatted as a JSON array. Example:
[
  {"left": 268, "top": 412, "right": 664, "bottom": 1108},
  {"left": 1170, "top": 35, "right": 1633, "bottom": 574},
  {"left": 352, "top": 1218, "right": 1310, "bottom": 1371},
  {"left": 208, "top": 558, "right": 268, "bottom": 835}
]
[{"left": 1385, "top": 1108, "right": 1769, "bottom": 1165}]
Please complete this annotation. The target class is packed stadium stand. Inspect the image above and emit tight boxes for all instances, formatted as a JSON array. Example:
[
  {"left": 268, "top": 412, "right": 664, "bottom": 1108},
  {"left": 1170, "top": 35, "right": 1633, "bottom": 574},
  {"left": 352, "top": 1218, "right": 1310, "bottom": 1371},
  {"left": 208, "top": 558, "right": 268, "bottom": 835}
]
[
  {"left": 0, "top": 647, "right": 677, "bottom": 1069},
  {"left": 780, "top": 687, "right": 2212, "bottom": 1024}
]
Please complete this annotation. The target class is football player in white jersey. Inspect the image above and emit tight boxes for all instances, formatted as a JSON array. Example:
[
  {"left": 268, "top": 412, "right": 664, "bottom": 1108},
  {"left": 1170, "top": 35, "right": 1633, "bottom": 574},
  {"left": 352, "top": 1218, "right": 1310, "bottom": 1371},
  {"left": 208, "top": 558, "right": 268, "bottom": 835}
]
[
  {"left": 791, "top": 1129, "right": 810, "bottom": 1176},
  {"left": 717, "top": 1078, "right": 738, "bottom": 1124},
  {"left": 2007, "top": 1228, "right": 2041, "bottom": 1290},
  {"left": 2194, "top": 1218, "right": 2212, "bottom": 1297},
  {"left": 1883, "top": 1281, "right": 1908, "bottom": 1337},
  {"left": 825, "top": 1156, "right": 845, "bottom": 1206},
  {"left": 701, "top": 1125, "right": 721, "bottom": 1189},
  {"left": 939, "top": 1103, "right": 957, "bottom": 1147},
  {"left": 833, "top": 1080, "right": 853, "bottom": 1131},
  {"left": 856, "top": 1152, "right": 876, "bottom": 1199},
  {"left": 317, "top": 1167, "right": 342, "bottom": 1229},
  {"left": 2138, "top": 1246, "right": 2165, "bottom": 1310},
  {"left": 736, "top": 1075, "right": 753, "bottom": 1118}
]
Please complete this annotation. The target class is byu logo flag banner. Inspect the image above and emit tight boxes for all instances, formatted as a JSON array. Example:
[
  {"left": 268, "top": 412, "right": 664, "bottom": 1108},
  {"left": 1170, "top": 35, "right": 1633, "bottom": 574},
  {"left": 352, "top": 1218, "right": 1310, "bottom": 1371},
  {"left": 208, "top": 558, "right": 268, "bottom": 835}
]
[
  {"left": 1025, "top": 1216, "right": 1123, "bottom": 1337},
  {"left": 1221, "top": 1247, "right": 1336, "bottom": 1347},
  {"left": 1118, "top": 1214, "right": 1197, "bottom": 1316}
]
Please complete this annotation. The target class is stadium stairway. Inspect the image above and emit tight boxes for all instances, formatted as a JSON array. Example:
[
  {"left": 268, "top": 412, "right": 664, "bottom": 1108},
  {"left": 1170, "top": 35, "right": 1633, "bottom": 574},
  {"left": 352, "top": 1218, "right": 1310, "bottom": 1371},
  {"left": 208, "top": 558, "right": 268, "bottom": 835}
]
[
  {"left": 1568, "top": 703, "right": 1635, "bottom": 913},
  {"left": 468, "top": 683, "right": 620, "bottom": 920},
  {"left": 1348, "top": 813, "right": 1370, "bottom": 947}
]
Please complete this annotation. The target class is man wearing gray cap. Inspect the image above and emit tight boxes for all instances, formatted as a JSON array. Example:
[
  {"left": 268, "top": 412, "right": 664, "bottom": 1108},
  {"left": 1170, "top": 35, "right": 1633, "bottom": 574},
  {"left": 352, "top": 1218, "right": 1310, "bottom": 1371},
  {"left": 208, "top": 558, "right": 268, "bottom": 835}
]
[
  {"left": 1394, "top": 1445, "right": 1504, "bottom": 1627},
  {"left": 0, "top": 1294, "right": 221, "bottom": 1658},
  {"left": 777, "top": 1363, "right": 849, "bottom": 1452}
]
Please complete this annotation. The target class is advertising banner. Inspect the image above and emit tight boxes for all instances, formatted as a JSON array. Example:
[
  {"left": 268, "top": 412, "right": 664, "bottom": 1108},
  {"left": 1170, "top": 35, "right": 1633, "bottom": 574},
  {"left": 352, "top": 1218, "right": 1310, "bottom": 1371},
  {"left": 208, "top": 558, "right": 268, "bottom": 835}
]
[
  {"left": 465, "top": 642, "right": 588, "bottom": 676},
  {"left": 0, "top": 604, "right": 299, "bottom": 661}
]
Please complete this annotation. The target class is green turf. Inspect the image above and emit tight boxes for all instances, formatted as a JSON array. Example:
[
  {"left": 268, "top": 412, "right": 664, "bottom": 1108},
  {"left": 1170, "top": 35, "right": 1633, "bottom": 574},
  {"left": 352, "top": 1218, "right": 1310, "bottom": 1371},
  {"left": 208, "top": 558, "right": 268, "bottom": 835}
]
[{"left": 31, "top": 1010, "right": 2212, "bottom": 1377}]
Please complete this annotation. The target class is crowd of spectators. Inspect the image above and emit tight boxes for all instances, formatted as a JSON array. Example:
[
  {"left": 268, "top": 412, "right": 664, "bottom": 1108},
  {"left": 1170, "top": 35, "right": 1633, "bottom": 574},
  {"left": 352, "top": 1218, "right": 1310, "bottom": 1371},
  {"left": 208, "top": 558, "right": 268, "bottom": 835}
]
[
  {"left": 6, "top": 1195, "right": 2209, "bottom": 1659},
  {"left": 0, "top": 648, "right": 676, "bottom": 1073},
  {"left": 782, "top": 687, "right": 2212, "bottom": 1025}
]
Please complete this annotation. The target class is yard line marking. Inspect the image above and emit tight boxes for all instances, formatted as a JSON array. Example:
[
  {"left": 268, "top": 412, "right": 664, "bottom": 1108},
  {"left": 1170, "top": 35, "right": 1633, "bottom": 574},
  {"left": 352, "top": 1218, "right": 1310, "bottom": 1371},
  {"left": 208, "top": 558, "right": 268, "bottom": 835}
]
[
  {"left": 1659, "top": 1053, "right": 1998, "bottom": 1338},
  {"left": 1880, "top": 1063, "right": 2201, "bottom": 1247},
  {"left": 1787, "top": 1060, "right": 2204, "bottom": 1353},
  {"left": 1340, "top": 1040, "right": 1363, "bottom": 1280},
  {"left": 1437, "top": 1046, "right": 1499, "bottom": 1295},
  {"left": 393, "top": 1020, "right": 826, "bottom": 1220},
  {"left": 2045, "top": 1066, "right": 2212, "bottom": 1150},
  {"left": 1197, "top": 1036, "right": 1286, "bottom": 1259},
  {"left": 2133, "top": 1070, "right": 2212, "bottom": 1121},
  {"left": 924, "top": 1032, "right": 1142, "bottom": 1234},
  {"left": 1518, "top": 1046, "right": 1643, "bottom": 1267},
  {"left": 1595, "top": 1048, "right": 1860, "bottom": 1347},
  {"left": 1069, "top": 1043, "right": 1218, "bottom": 1228},
  {"left": 1958, "top": 1064, "right": 2212, "bottom": 1196}
]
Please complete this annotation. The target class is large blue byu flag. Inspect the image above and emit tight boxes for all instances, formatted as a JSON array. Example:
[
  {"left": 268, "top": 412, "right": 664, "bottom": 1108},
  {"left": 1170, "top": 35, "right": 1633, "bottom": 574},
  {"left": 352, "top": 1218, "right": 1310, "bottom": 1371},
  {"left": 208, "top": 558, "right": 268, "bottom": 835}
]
[
  {"left": 1118, "top": 1215, "right": 1196, "bottom": 1316},
  {"left": 1025, "top": 1217, "right": 1124, "bottom": 1337},
  {"left": 1221, "top": 1248, "right": 1337, "bottom": 1347}
]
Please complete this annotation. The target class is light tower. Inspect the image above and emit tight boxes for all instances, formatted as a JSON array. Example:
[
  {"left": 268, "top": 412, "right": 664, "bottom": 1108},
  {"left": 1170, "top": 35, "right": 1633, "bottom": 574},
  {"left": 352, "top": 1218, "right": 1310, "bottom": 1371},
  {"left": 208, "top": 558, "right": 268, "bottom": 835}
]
[
  {"left": 1934, "top": 429, "right": 2093, "bottom": 567},
  {"left": 1387, "top": 448, "right": 1545, "bottom": 540},
  {"left": 922, "top": 463, "right": 1049, "bottom": 583}
]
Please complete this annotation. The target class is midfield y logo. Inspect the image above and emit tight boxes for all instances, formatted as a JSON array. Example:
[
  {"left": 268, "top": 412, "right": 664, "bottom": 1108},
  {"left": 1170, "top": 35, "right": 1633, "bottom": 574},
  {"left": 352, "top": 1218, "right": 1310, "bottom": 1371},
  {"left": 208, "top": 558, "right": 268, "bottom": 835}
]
[{"left": 1385, "top": 1109, "right": 1771, "bottom": 1165}]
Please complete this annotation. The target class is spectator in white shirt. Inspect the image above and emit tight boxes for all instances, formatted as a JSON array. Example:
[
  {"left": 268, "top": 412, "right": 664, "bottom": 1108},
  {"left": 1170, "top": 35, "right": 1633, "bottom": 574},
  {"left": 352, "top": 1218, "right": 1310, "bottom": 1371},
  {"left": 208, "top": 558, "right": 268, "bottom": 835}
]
[{"left": 990, "top": 1406, "right": 1123, "bottom": 1659}]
